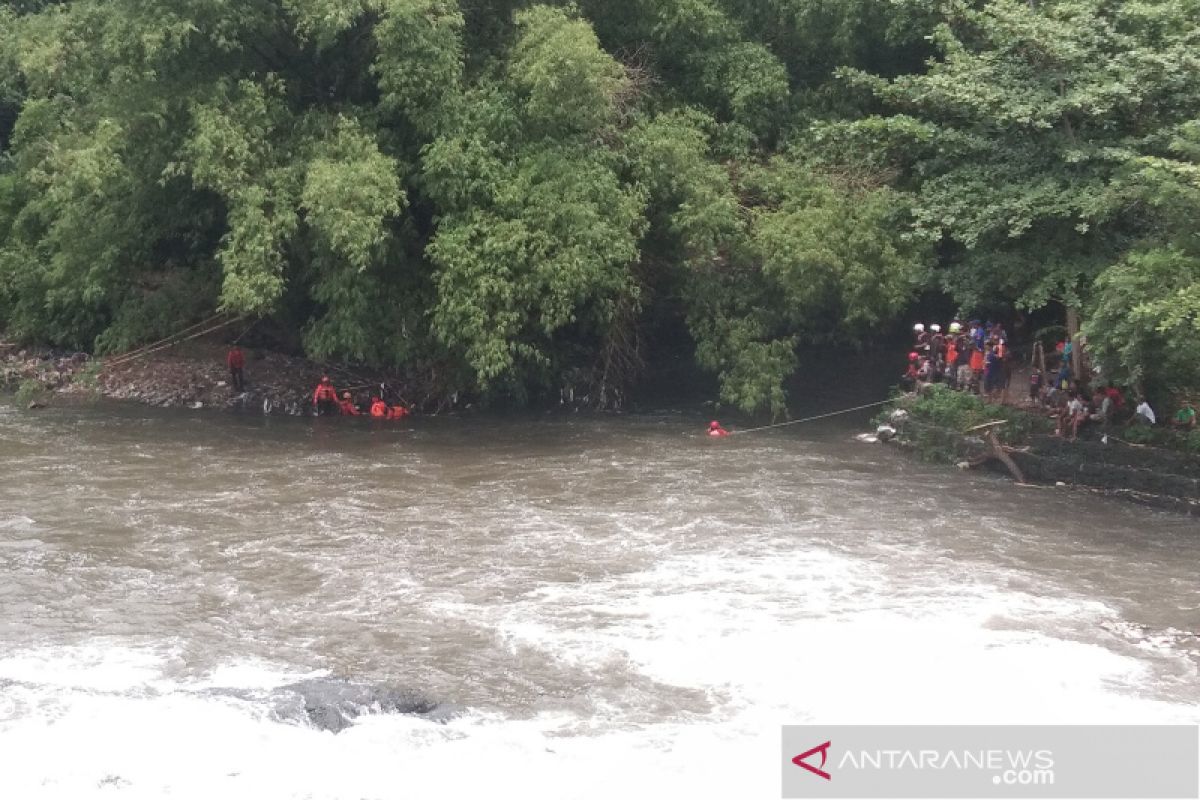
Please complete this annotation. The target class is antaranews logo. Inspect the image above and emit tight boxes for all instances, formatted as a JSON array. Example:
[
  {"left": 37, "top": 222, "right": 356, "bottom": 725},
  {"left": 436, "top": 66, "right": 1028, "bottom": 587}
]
[
  {"left": 782, "top": 725, "right": 1199, "bottom": 800},
  {"left": 792, "top": 741, "right": 832, "bottom": 781}
]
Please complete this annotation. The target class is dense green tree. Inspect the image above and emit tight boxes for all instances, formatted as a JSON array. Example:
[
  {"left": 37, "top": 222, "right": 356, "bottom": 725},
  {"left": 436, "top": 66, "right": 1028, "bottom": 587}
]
[{"left": 2, "top": 0, "right": 1196, "bottom": 411}]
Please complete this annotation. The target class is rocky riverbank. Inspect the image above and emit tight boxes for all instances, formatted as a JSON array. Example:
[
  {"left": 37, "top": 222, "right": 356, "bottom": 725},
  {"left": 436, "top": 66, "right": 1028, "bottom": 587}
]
[
  {"left": 0, "top": 340, "right": 422, "bottom": 415},
  {"left": 878, "top": 386, "right": 1200, "bottom": 515}
]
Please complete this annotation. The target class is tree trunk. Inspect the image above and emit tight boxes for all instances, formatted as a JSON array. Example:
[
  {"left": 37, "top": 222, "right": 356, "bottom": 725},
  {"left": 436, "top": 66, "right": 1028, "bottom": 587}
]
[{"left": 1066, "top": 306, "right": 1082, "bottom": 381}]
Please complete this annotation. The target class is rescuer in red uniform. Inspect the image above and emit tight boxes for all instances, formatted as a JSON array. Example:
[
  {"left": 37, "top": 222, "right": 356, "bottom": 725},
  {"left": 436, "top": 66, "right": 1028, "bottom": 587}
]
[
  {"left": 226, "top": 346, "right": 246, "bottom": 392},
  {"left": 312, "top": 376, "right": 339, "bottom": 416},
  {"left": 338, "top": 391, "right": 359, "bottom": 416}
]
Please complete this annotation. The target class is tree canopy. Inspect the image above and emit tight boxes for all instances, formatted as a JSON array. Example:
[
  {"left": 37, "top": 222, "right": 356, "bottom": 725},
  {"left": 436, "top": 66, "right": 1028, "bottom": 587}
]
[{"left": 1, "top": 0, "right": 1197, "bottom": 411}]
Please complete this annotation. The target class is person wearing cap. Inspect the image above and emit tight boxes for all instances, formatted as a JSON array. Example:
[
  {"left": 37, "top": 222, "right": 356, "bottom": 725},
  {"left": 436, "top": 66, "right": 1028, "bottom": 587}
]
[
  {"left": 708, "top": 420, "right": 730, "bottom": 437},
  {"left": 312, "top": 375, "right": 339, "bottom": 416},
  {"left": 338, "top": 391, "right": 360, "bottom": 416}
]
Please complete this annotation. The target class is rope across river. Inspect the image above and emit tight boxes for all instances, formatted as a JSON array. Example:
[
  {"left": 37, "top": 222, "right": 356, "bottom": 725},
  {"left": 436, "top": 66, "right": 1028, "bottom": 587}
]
[{"left": 727, "top": 398, "right": 896, "bottom": 436}]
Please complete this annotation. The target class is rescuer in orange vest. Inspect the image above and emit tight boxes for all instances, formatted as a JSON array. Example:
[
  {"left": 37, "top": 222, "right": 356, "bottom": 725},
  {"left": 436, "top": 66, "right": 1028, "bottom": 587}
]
[
  {"left": 369, "top": 396, "right": 389, "bottom": 418},
  {"left": 338, "top": 391, "right": 359, "bottom": 416},
  {"left": 312, "top": 376, "right": 339, "bottom": 416}
]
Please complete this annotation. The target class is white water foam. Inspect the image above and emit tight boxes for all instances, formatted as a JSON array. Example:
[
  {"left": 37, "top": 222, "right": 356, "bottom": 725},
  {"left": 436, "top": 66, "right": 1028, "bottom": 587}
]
[{"left": 2, "top": 544, "right": 1196, "bottom": 800}]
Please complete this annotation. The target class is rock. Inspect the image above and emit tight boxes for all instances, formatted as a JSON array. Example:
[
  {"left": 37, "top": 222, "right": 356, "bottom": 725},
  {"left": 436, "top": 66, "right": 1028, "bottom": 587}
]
[
  {"left": 27, "top": 401, "right": 44, "bottom": 410},
  {"left": 876, "top": 424, "right": 897, "bottom": 442},
  {"left": 189, "top": 401, "right": 203, "bottom": 409},
  {"left": 889, "top": 409, "right": 909, "bottom": 424},
  {"left": 273, "top": 679, "right": 457, "bottom": 734}
]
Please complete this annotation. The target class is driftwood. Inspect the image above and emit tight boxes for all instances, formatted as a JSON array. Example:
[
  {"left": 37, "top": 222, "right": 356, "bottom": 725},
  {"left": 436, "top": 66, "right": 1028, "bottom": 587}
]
[
  {"left": 962, "top": 420, "right": 1026, "bottom": 483},
  {"left": 985, "top": 429, "right": 1026, "bottom": 483}
]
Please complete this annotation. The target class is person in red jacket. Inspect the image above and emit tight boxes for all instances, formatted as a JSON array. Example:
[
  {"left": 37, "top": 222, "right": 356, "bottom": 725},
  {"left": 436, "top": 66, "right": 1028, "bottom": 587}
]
[
  {"left": 226, "top": 346, "right": 246, "bottom": 391},
  {"left": 338, "top": 391, "right": 359, "bottom": 416},
  {"left": 313, "top": 376, "right": 339, "bottom": 416},
  {"left": 369, "top": 397, "right": 389, "bottom": 418},
  {"left": 708, "top": 420, "right": 730, "bottom": 437}
]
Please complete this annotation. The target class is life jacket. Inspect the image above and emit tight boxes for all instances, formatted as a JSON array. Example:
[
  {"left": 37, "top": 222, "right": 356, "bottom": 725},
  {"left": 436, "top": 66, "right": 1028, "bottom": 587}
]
[
  {"left": 969, "top": 350, "right": 984, "bottom": 371},
  {"left": 370, "top": 400, "right": 388, "bottom": 417},
  {"left": 338, "top": 399, "right": 359, "bottom": 416},
  {"left": 226, "top": 349, "right": 245, "bottom": 369},
  {"left": 945, "top": 343, "right": 958, "bottom": 366},
  {"left": 314, "top": 383, "right": 338, "bottom": 403},
  {"left": 708, "top": 428, "right": 729, "bottom": 437},
  {"left": 389, "top": 405, "right": 409, "bottom": 420}
]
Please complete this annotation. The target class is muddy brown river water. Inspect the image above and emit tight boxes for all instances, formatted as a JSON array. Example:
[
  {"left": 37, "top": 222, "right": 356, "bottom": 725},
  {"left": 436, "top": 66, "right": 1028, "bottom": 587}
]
[{"left": 1, "top": 401, "right": 1197, "bottom": 799}]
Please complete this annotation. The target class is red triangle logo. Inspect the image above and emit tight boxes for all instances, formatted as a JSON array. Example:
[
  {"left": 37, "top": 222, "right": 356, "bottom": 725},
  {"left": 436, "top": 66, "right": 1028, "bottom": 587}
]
[{"left": 792, "top": 740, "right": 832, "bottom": 781}]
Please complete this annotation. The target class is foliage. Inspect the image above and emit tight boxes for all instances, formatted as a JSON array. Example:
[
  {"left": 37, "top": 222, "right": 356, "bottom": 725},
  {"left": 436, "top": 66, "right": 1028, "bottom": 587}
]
[
  {"left": 838, "top": 0, "right": 1200, "bottom": 314},
  {"left": 900, "top": 384, "right": 1050, "bottom": 445},
  {"left": 14, "top": 376, "right": 45, "bottom": 405},
  {"left": 1, "top": 0, "right": 1198, "bottom": 412}
]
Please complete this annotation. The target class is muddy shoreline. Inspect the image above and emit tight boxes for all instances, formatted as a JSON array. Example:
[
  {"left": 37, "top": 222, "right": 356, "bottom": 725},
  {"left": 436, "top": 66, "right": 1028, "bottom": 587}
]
[{"left": 0, "top": 341, "right": 432, "bottom": 416}]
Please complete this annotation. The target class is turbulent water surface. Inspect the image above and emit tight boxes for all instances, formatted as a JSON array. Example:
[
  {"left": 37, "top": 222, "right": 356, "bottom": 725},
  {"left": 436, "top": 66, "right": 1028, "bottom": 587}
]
[{"left": 1, "top": 401, "right": 1198, "bottom": 799}]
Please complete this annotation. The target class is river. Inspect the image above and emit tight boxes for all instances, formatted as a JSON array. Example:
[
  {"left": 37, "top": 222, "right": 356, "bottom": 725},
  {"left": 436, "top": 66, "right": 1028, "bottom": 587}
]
[{"left": 1, "top": 401, "right": 1198, "bottom": 799}]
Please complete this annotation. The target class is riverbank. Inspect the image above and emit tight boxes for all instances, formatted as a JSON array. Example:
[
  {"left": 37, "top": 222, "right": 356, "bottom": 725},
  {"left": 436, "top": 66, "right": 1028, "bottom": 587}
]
[
  {"left": 0, "top": 340, "right": 427, "bottom": 416},
  {"left": 880, "top": 385, "right": 1200, "bottom": 515}
]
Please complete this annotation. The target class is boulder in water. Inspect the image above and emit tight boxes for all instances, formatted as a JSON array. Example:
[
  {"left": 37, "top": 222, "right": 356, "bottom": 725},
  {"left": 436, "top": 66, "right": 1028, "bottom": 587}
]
[{"left": 275, "top": 679, "right": 457, "bottom": 733}]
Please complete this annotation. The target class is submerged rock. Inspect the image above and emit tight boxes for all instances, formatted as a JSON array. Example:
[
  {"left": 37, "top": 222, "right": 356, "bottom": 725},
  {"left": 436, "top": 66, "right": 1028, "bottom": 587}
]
[{"left": 275, "top": 679, "right": 458, "bottom": 733}]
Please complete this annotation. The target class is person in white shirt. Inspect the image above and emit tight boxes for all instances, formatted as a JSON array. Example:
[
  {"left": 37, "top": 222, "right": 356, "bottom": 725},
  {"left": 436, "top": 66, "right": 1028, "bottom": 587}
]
[{"left": 1134, "top": 397, "right": 1156, "bottom": 425}]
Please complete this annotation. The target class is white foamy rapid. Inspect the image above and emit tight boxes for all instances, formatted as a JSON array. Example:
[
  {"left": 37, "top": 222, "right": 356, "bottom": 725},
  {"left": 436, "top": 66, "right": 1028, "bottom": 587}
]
[{"left": 1, "top": 407, "right": 1197, "bottom": 799}]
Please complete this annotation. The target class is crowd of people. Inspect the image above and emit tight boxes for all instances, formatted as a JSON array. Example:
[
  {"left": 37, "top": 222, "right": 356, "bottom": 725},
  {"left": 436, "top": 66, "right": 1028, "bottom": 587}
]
[
  {"left": 899, "top": 321, "right": 1199, "bottom": 442},
  {"left": 900, "top": 320, "right": 1014, "bottom": 400}
]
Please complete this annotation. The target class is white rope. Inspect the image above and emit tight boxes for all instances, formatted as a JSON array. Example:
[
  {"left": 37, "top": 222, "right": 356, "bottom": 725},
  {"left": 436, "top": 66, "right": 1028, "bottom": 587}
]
[{"left": 727, "top": 398, "right": 896, "bottom": 436}]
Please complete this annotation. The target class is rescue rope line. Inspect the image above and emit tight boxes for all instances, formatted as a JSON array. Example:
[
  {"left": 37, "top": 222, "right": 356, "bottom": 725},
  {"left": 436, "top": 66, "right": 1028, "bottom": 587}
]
[
  {"left": 104, "top": 313, "right": 228, "bottom": 363},
  {"left": 727, "top": 398, "right": 896, "bottom": 436},
  {"left": 104, "top": 316, "right": 243, "bottom": 368}
]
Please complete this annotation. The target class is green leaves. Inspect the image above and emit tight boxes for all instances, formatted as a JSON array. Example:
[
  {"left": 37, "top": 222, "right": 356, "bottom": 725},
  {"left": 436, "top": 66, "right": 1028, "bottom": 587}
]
[
  {"left": 373, "top": 0, "right": 464, "bottom": 134},
  {"left": 8, "top": 0, "right": 1191, "bottom": 409},
  {"left": 301, "top": 117, "right": 403, "bottom": 270},
  {"left": 509, "top": 6, "right": 628, "bottom": 138}
]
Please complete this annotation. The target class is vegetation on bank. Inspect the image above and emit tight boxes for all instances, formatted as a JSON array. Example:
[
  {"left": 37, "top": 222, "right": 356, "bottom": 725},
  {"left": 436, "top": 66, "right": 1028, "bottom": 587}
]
[
  {"left": 1, "top": 0, "right": 1199, "bottom": 414},
  {"left": 882, "top": 385, "right": 1045, "bottom": 461},
  {"left": 888, "top": 385, "right": 1200, "bottom": 464}
]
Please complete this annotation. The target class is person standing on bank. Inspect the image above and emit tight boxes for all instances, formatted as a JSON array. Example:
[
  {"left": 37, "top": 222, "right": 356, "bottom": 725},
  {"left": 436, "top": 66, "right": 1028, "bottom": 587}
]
[{"left": 226, "top": 345, "right": 246, "bottom": 392}]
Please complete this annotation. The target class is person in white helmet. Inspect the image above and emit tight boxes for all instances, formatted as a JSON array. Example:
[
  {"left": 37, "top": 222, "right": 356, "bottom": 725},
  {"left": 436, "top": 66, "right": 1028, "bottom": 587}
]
[
  {"left": 929, "top": 324, "right": 945, "bottom": 362},
  {"left": 913, "top": 323, "right": 929, "bottom": 351}
]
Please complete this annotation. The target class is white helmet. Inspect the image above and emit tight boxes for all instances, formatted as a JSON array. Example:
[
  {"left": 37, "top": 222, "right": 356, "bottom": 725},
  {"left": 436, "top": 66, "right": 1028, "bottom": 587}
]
[
  {"left": 913, "top": 323, "right": 925, "bottom": 332},
  {"left": 930, "top": 324, "right": 941, "bottom": 333},
  {"left": 949, "top": 322, "right": 962, "bottom": 334}
]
